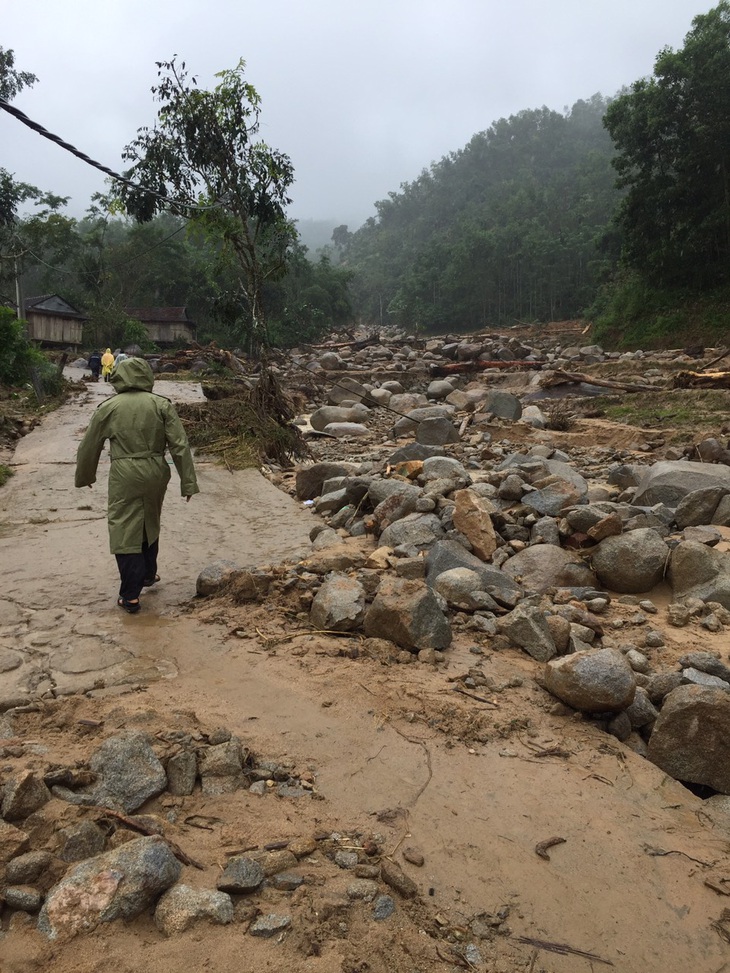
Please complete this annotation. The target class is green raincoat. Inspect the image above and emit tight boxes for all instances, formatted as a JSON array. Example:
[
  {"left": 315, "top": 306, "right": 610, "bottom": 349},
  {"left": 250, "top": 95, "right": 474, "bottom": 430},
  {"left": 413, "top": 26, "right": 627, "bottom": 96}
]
[{"left": 75, "top": 357, "right": 199, "bottom": 554}]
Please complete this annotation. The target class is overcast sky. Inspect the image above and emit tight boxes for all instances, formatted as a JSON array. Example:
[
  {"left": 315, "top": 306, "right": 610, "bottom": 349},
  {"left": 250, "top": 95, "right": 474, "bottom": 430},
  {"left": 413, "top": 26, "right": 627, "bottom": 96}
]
[{"left": 1, "top": 0, "right": 714, "bottom": 229}]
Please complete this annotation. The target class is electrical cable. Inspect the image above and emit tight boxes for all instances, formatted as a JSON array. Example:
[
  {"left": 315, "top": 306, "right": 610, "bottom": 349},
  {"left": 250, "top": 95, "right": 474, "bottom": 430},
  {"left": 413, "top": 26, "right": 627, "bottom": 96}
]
[{"left": 0, "top": 98, "right": 223, "bottom": 213}]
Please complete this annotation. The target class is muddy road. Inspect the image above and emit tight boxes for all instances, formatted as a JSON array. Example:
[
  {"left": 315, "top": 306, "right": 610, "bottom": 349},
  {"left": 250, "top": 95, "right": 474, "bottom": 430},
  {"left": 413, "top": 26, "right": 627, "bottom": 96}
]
[{"left": 0, "top": 378, "right": 729, "bottom": 972}]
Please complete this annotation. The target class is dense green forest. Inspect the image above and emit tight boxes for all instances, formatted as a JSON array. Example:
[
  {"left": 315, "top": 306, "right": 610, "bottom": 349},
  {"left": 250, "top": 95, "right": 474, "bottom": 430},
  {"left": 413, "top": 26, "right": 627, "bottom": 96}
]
[
  {"left": 337, "top": 93, "right": 619, "bottom": 333},
  {"left": 3, "top": 2, "right": 730, "bottom": 355},
  {"left": 340, "top": 2, "right": 730, "bottom": 345}
]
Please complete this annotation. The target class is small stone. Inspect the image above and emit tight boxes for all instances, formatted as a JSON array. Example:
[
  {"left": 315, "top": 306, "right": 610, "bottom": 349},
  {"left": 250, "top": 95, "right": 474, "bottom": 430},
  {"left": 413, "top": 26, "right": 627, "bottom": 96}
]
[
  {"left": 373, "top": 894, "right": 396, "bottom": 920},
  {"left": 249, "top": 913, "right": 292, "bottom": 937},
  {"left": 347, "top": 879, "right": 380, "bottom": 901},
  {"left": 4, "top": 885, "right": 43, "bottom": 913},
  {"left": 380, "top": 857, "right": 418, "bottom": 899},
  {"left": 402, "top": 847, "right": 425, "bottom": 867},
  {"left": 334, "top": 850, "right": 359, "bottom": 869},
  {"left": 166, "top": 751, "right": 197, "bottom": 796},
  {"left": 644, "top": 630, "right": 665, "bottom": 648},
  {"left": 217, "top": 856, "right": 265, "bottom": 893}
]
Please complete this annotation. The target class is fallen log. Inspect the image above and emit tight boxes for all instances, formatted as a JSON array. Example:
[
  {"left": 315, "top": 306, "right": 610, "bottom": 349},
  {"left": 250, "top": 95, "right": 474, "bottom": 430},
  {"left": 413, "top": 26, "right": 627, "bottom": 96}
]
[
  {"left": 429, "top": 360, "right": 545, "bottom": 376},
  {"left": 540, "top": 369, "right": 660, "bottom": 393},
  {"left": 673, "top": 370, "right": 730, "bottom": 390}
]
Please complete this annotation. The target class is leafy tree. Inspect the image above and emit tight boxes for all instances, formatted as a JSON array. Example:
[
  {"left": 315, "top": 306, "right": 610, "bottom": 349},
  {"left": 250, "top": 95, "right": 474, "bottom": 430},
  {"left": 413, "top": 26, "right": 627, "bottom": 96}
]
[
  {"left": 0, "top": 306, "right": 45, "bottom": 385},
  {"left": 116, "top": 58, "right": 297, "bottom": 352},
  {"left": 604, "top": 2, "right": 730, "bottom": 289},
  {"left": 0, "top": 47, "right": 69, "bottom": 305}
]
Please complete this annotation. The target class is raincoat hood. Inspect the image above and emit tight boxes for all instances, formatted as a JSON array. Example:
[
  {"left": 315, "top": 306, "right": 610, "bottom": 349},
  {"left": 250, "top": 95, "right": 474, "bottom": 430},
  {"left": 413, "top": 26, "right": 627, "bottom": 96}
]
[{"left": 110, "top": 357, "right": 155, "bottom": 393}]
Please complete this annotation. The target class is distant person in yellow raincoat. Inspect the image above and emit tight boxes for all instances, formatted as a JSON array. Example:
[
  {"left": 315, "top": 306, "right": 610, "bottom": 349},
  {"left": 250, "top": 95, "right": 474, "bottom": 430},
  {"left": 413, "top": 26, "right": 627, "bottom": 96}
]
[
  {"left": 101, "top": 348, "right": 115, "bottom": 382},
  {"left": 75, "top": 357, "right": 199, "bottom": 614}
]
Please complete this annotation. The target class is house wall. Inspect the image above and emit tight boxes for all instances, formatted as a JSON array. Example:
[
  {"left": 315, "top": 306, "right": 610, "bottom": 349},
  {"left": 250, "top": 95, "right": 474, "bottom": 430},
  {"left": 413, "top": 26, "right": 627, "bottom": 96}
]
[
  {"left": 145, "top": 323, "right": 195, "bottom": 345},
  {"left": 26, "top": 313, "right": 83, "bottom": 346}
]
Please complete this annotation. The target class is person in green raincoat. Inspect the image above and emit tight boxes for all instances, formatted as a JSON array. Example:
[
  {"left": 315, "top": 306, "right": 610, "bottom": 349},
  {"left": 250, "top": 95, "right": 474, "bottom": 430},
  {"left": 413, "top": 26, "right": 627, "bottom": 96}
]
[{"left": 75, "top": 357, "right": 199, "bottom": 613}]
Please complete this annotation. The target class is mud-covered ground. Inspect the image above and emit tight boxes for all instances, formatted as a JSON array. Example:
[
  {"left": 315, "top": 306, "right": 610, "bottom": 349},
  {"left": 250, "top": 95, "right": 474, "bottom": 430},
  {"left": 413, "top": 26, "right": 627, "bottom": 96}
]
[{"left": 1, "top": 362, "right": 730, "bottom": 973}]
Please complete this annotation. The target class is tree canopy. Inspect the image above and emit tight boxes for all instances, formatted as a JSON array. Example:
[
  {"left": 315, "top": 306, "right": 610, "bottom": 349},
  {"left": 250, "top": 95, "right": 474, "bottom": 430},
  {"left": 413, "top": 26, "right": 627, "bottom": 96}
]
[
  {"left": 604, "top": 2, "right": 730, "bottom": 290},
  {"left": 116, "top": 58, "right": 297, "bottom": 352}
]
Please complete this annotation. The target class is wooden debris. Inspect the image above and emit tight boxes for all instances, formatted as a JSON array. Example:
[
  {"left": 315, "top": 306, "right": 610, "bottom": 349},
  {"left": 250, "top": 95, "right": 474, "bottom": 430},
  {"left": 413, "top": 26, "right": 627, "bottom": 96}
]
[
  {"left": 515, "top": 935, "right": 614, "bottom": 966},
  {"left": 540, "top": 369, "right": 660, "bottom": 393},
  {"left": 535, "top": 836, "right": 567, "bottom": 860},
  {"left": 429, "top": 360, "right": 545, "bottom": 377},
  {"left": 673, "top": 370, "right": 730, "bottom": 389}
]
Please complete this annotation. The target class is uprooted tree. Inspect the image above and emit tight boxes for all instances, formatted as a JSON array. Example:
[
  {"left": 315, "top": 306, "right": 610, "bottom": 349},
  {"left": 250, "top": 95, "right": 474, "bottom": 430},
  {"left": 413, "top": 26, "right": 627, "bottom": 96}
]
[{"left": 115, "top": 57, "right": 297, "bottom": 355}]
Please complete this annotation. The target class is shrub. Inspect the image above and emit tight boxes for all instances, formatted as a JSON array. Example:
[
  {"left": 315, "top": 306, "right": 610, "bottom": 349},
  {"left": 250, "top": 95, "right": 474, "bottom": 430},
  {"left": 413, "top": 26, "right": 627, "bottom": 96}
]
[{"left": 0, "top": 307, "right": 46, "bottom": 386}]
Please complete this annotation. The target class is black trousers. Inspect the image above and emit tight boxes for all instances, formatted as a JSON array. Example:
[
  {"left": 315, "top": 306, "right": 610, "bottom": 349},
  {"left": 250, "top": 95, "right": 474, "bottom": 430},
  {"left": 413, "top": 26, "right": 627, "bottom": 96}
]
[{"left": 115, "top": 538, "right": 159, "bottom": 602}]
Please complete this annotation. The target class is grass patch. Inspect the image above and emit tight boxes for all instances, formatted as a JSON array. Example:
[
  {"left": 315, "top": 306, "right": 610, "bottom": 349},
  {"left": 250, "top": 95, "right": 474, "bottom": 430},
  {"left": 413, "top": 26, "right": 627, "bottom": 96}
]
[
  {"left": 590, "top": 388, "right": 730, "bottom": 434},
  {"left": 0, "top": 464, "right": 13, "bottom": 488}
]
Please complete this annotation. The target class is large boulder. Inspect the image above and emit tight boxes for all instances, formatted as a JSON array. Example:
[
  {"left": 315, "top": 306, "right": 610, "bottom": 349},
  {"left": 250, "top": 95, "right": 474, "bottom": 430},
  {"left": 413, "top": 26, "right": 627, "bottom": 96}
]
[
  {"left": 379, "top": 513, "right": 444, "bottom": 551},
  {"left": 674, "top": 487, "right": 730, "bottom": 528},
  {"left": 501, "top": 545, "right": 596, "bottom": 593},
  {"left": 647, "top": 685, "right": 730, "bottom": 793},
  {"left": 632, "top": 461, "right": 730, "bottom": 508},
  {"left": 544, "top": 649, "right": 636, "bottom": 713},
  {"left": 591, "top": 528, "right": 668, "bottom": 594},
  {"left": 668, "top": 541, "right": 730, "bottom": 608},
  {"left": 154, "top": 884, "right": 233, "bottom": 936},
  {"left": 38, "top": 836, "right": 181, "bottom": 939},
  {"left": 482, "top": 390, "right": 522, "bottom": 420},
  {"left": 51, "top": 732, "right": 166, "bottom": 813},
  {"left": 452, "top": 489, "right": 498, "bottom": 561},
  {"left": 310, "top": 573, "right": 365, "bottom": 632},
  {"left": 364, "top": 578, "right": 452, "bottom": 651},
  {"left": 498, "top": 605, "right": 557, "bottom": 662},
  {"left": 295, "top": 462, "right": 356, "bottom": 501},
  {"left": 425, "top": 539, "right": 523, "bottom": 601}
]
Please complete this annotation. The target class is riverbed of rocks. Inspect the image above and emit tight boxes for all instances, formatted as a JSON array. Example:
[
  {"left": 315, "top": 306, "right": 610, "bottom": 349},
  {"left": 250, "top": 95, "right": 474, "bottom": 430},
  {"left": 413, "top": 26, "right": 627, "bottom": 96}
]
[{"left": 197, "top": 328, "right": 730, "bottom": 800}]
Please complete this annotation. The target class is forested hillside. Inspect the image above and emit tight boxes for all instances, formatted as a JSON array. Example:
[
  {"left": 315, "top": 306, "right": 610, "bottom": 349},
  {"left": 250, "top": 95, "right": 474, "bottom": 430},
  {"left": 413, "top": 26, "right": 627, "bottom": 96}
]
[
  {"left": 339, "top": 94, "right": 619, "bottom": 333},
  {"left": 339, "top": 2, "right": 730, "bottom": 347}
]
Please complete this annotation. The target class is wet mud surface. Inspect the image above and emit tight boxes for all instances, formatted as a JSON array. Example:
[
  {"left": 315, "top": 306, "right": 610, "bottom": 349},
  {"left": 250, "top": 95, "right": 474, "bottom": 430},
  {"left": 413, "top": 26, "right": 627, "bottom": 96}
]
[{"left": 1, "top": 373, "right": 729, "bottom": 972}]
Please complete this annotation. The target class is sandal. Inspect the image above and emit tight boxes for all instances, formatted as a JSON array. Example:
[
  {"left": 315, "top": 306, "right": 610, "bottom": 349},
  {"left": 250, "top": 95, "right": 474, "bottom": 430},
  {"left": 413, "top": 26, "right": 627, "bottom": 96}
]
[
  {"left": 142, "top": 574, "right": 160, "bottom": 588},
  {"left": 118, "top": 597, "right": 141, "bottom": 614}
]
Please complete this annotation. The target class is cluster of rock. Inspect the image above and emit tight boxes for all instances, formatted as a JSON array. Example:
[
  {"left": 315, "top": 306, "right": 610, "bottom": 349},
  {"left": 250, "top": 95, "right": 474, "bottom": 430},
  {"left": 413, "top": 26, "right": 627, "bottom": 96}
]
[
  {"left": 0, "top": 725, "right": 342, "bottom": 938},
  {"left": 232, "top": 335, "right": 730, "bottom": 799}
]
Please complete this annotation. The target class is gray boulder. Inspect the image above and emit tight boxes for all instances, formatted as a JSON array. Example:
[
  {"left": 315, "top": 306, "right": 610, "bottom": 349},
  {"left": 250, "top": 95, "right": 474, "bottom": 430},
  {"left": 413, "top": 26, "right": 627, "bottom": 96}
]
[
  {"left": 52, "top": 732, "right": 166, "bottom": 813},
  {"left": 432, "top": 568, "right": 500, "bottom": 612},
  {"left": 38, "top": 836, "right": 181, "bottom": 939},
  {"left": 544, "top": 649, "right": 636, "bottom": 712},
  {"left": 647, "top": 685, "right": 730, "bottom": 793},
  {"left": 196, "top": 560, "right": 239, "bottom": 597},
  {"left": 1, "top": 771, "right": 51, "bottom": 821},
  {"left": 295, "top": 462, "right": 355, "bottom": 500},
  {"left": 591, "top": 528, "right": 668, "bottom": 594},
  {"left": 482, "top": 390, "right": 522, "bottom": 420},
  {"left": 633, "top": 461, "right": 730, "bottom": 508},
  {"left": 674, "top": 487, "right": 729, "bottom": 528},
  {"left": 364, "top": 577, "right": 452, "bottom": 651},
  {"left": 425, "top": 539, "right": 523, "bottom": 600},
  {"left": 327, "top": 377, "right": 369, "bottom": 405},
  {"left": 499, "top": 605, "right": 557, "bottom": 662},
  {"left": 668, "top": 541, "right": 730, "bottom": 608},
  {"left": 217, "top": 855, "right": 265, "bottom": 893},
  {"left": 501, "top": 545, "right": 596, "bottom": 593},
  {"left": 310, "top": 573, "right": 366, "bottom": 632},
  {"left": 379, "top": 513, "right": 444, "bottom": 551},
  {"left": 154, "top": 884, "right": 233, "bottom": 936},
  {"left": 416, "top": 416, "right": 460, "bottom": 445}
]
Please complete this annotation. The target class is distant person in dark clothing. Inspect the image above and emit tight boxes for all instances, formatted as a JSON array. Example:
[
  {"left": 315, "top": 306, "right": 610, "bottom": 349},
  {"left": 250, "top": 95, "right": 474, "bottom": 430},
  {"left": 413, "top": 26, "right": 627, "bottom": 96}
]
[{"left": 88, "top": 350, "right": 102, "bottom": 382}]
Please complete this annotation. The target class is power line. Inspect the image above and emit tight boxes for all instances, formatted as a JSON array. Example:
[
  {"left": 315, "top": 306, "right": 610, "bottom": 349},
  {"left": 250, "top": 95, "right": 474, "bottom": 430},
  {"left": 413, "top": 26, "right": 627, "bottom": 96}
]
[{"left": 0, "top": 98, "right": 222, "bottom": 214}]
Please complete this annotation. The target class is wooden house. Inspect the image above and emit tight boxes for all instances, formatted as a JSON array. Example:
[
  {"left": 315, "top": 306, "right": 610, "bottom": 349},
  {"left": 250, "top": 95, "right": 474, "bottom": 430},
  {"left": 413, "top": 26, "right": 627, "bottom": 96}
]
[
  {"left": 23, "top": 295, "right": 86, "bottom": 347},
  {"left": 124, "top": 307, "right": 196, "bottom": 346}
]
